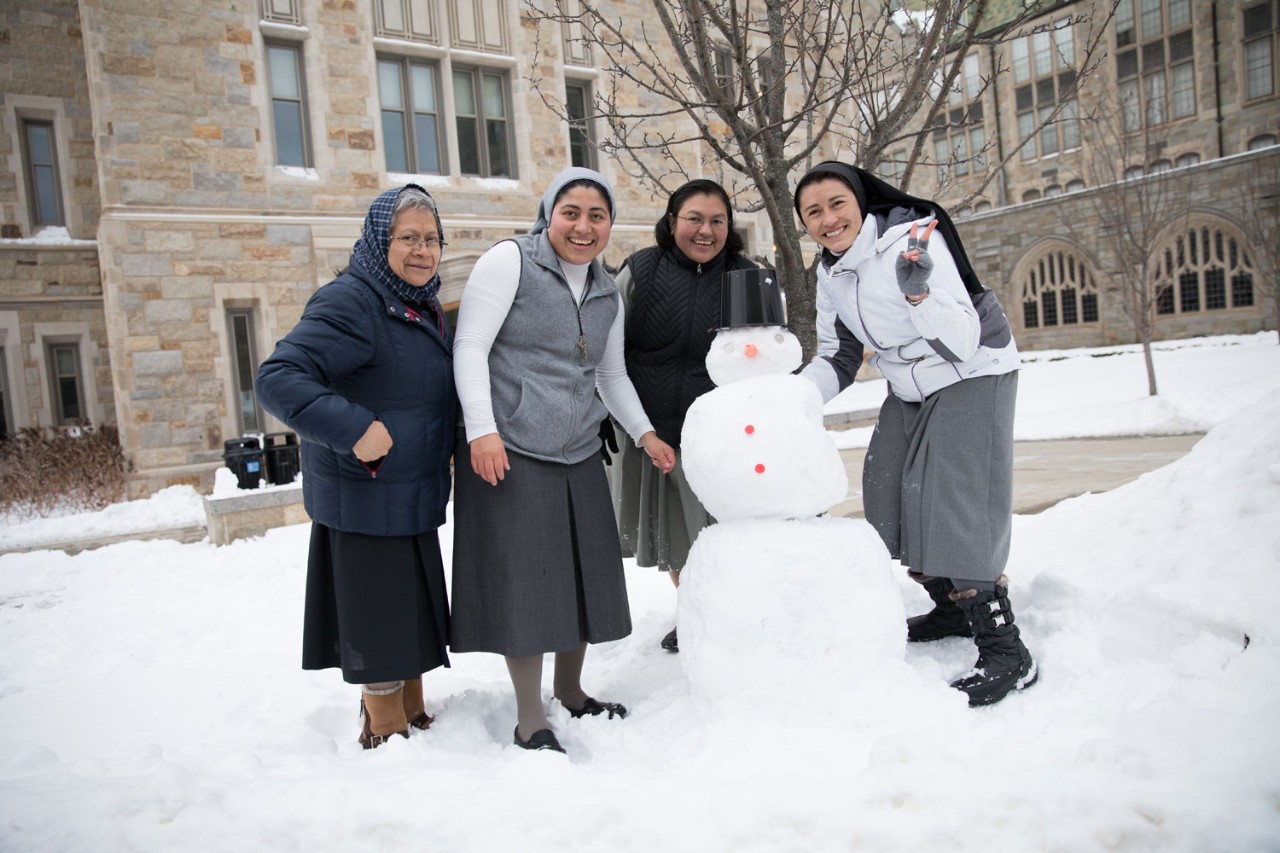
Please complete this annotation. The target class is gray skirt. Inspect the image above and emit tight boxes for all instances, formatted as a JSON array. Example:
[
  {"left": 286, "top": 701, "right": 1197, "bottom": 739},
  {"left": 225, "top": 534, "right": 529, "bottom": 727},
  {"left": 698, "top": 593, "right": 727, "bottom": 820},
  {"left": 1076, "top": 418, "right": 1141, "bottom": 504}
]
[
  {"left": 449, "top": 441, "right": 632, "bottom": 657},
  {"left": 608, "top": 425, "right": 713, "bottom": 573},
  {"left": 862, "top": 372, "right": 1017, "bottom": 585}
]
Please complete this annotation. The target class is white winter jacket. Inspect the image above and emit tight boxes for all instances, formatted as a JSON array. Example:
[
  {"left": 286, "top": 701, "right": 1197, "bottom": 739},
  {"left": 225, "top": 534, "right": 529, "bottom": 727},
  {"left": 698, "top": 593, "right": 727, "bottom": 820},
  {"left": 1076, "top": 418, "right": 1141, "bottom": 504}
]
[{"left": 800, "top": 211, "right": 1020, "bottom": 404}]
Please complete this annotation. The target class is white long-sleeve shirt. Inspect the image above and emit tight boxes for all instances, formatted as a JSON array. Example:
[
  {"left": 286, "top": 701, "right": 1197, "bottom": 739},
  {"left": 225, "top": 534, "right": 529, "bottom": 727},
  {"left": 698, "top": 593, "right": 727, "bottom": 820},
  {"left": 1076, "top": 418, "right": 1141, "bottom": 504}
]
[{"left": 453, "top": 239, "right": 655, "bottom": 444}]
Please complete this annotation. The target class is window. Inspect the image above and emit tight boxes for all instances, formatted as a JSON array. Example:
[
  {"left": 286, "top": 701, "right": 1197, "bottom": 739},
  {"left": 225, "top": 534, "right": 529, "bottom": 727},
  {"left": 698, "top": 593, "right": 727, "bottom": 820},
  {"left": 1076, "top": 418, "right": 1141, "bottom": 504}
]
[
  {"left": 1115, "top": 0, "right": 1195, "bottom": 130},
  {"left": 934, "top": 53, "right": 986, "bottom": 181},
  {"left": 0, "top": 347, "right": 11, "bottom": 441},
  {"left": 1021, "top": 249, "right": 1100, "bottom": 330},
  {"left": 46, "top": 342, "right": 85, "bottom": 425},
  {"left": 1153, "top": 225, "right": 1257, "bottom": 316},
  {"left": 711, "top": 45, "right": 734, "bottom": 98},
  {"left": 1175, "top": 152, "right": 1201, "bottom": 168},
  {"left": 266, "top": 41, "right": 311, "bottom": 167},
  {"left": 565, "top": 81, "right": 595, "bottom": 168},
  {"left": 1249, "top": 134, "right": 1278, "bottom": 149},
  {"left": 453, "top": 67, "right": 513, "bottom": 177},
  {"left": 1243, "top": 1, "right": 1278, "bottom": 99},
  {"left": 879, "top": 150, "right": 906, "bottom": 185},
  {"left": 379, "top": 57, "right": 444, "bottom": 174},
  {"left": 20, "top": 118, "right": 63, "bottom": 228},
  {"left": 1012, "top": 20, "right": 1079, "bottom": 160},
  {"left": 227, "top": 309, "right": 264, "bottom": 435},
  {"left": 1066, "top": 178, "right": 1086, "bottom": 192}
]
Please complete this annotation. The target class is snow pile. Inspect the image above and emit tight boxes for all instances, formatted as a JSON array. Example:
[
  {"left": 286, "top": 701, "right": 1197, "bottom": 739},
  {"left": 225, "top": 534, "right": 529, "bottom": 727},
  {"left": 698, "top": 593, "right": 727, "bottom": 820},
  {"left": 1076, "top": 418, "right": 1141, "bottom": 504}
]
[{"left": 0, "top": 485, "right": 205, "bottom": 551}]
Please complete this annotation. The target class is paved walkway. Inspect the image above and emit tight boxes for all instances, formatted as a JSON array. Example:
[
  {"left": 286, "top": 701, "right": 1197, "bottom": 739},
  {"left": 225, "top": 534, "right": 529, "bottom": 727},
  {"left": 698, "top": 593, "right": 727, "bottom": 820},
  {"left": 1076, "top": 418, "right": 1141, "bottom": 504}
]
[{"left": 828, "top": 433, "right": 1203, "bottom": 519}]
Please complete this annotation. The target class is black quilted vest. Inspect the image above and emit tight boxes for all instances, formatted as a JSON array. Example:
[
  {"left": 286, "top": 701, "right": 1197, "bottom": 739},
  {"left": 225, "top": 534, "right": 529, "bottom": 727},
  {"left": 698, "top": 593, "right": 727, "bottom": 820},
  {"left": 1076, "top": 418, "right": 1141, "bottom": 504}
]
[{"left": 624, "top": 246, "right": 757, "bottom": 447}]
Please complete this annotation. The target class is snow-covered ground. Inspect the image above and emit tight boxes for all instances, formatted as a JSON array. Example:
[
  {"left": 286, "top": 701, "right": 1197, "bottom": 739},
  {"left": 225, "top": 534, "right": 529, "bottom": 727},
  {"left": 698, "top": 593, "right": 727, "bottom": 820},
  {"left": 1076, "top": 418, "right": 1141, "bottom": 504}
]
[{"left": 1, "top": 332, "right": 1278, "bottom": 851}]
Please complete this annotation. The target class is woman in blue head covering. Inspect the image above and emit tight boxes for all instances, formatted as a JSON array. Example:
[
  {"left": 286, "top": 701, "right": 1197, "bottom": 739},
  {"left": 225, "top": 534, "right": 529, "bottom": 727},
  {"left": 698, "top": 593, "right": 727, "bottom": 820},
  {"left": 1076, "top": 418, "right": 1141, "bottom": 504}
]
[
  {"left": 256, "top": 184, "right": 455, "bottom": 749},
  {"left": 452, "top": 167, "right": 676, "bottom": 754}
]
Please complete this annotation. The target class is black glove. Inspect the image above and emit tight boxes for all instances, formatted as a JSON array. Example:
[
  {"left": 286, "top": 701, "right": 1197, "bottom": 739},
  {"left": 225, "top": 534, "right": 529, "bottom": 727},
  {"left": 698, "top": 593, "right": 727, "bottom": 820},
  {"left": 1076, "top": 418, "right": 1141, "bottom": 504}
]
[{"left": 598, "top": 418, "right": 620, "bottom": 466}]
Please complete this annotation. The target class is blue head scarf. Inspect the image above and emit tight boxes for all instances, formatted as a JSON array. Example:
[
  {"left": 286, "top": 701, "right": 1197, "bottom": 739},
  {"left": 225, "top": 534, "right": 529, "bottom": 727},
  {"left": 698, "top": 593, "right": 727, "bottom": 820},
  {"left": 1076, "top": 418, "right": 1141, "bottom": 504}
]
[
  {"left": 351, "top": 184, "right": 444, "bottom": 307},
  {"left": 530, "top": 167, "right": 616, "bottom": 234}
]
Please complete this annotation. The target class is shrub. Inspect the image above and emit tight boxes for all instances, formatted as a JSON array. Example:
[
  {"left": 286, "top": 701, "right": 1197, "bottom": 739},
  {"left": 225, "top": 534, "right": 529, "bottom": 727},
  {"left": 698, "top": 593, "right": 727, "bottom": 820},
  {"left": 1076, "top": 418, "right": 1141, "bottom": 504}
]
[{"left": 0, "top": 424, "right": 129, "bottom": 518}]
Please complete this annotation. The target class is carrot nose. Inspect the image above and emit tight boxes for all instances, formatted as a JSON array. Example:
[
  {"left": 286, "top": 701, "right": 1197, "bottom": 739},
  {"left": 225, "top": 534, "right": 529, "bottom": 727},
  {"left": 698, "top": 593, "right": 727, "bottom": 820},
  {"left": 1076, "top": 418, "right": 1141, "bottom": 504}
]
[{"left": 744, "top": 343, "right": 758, "bottom": 358}]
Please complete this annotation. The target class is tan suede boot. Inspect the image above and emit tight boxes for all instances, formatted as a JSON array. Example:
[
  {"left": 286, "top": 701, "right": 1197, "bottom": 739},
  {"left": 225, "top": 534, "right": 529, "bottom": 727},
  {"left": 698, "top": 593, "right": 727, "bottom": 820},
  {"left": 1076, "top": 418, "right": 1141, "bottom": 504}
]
[
  {"left": 359, "top": 688, "right": 410, "bottom": 749},
  {"left": 401, "top": 677, "right": 434, "bottom": 730}
]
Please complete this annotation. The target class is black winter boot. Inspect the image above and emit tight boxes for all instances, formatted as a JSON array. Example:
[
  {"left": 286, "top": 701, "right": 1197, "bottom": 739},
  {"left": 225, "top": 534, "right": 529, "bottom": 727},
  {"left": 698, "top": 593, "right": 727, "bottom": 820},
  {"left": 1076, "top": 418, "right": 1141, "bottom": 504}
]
[
  {"left": 949, "top": 580, "right": 1037, "bottom": 707},
  {"left": 906, "top": 573, "right": 973, "bottom": 642}
]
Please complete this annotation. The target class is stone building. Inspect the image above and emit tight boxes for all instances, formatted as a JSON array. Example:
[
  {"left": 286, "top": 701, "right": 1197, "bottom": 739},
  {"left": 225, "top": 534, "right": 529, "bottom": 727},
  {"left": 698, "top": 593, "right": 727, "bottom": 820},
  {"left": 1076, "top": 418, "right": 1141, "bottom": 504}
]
[{"left": 1, "top": 0, "right": 1276, "bottom": 498}]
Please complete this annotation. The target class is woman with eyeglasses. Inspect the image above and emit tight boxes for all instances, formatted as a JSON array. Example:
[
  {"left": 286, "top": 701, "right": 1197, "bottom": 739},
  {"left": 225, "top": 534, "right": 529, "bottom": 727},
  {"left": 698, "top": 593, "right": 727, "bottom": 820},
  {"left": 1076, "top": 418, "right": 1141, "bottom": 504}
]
[
  {"left": 451, "top": 167, "right": 676, "bottom": 754},
  {"left": 607, "top": 179, "right": 759, "bottom": 653},
  {"left": 256, "top": 184, "right": 456, "bottom": 748}
]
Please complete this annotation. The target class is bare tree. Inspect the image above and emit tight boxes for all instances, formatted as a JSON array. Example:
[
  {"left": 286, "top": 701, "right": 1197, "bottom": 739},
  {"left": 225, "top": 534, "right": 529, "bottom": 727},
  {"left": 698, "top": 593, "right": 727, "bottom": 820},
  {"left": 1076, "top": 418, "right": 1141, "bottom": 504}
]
[
  {"left": 524, "top": 0, "right": 1116, "bottom": 358},
  {"left": 1058, "top": 103, "right": 1196, "bottom": 396}
]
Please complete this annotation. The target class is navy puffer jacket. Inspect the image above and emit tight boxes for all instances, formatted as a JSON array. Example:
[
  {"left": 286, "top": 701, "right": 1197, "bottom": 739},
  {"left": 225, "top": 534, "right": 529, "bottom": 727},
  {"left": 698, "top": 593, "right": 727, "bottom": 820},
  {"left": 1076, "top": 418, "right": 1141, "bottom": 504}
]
[{"left": 255, "top": 261, "right": 456, "bottom": 536}]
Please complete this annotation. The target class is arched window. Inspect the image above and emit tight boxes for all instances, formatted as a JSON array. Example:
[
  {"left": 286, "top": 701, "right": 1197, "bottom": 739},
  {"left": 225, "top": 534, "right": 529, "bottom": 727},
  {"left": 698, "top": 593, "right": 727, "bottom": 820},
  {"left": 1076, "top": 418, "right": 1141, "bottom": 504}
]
[
  {"left": 1152, "top": 224, "right": 1256, "bottom": 316},
  {"left": 1021, "top": 247, "right": 1100, "bottom": 330},
  {"left": 1066, "top": 178, "right": 1086, "bottom": 192},
  {"left": 1249, "top": 134, "right": 1277, "bottom": 150},
  {"left": 1175, "top": 152, "right": 1200, "bottom": 168},
  {"left": 1022, "top": 189, "right": 1041, "bottom": 202}
]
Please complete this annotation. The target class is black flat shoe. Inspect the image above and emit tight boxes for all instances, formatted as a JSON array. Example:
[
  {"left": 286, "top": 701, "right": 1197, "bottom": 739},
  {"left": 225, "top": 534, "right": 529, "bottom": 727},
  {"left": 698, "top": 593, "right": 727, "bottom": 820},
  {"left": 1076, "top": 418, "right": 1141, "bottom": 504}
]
[
  {"left": 660, "top": 627, "right": 679, "bottom": 653},
  {"left": 565, "top": 697, "right": 628, "bottom": 719},
  {"left": 513, "top": 726, "right": 566, "bottom": 753}
]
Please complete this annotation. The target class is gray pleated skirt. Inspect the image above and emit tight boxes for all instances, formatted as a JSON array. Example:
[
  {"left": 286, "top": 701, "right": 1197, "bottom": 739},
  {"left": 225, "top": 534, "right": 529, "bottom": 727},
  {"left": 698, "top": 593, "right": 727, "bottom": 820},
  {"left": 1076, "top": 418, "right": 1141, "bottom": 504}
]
[
  {"left": 608, "top": 428, "right": 712, "bottom": 573},
  {"left": 861, "top": 372, "right": 1017, "bottom": 585},
  {"left": 450, "top": 442, "right": 632, "bottom": 657}
]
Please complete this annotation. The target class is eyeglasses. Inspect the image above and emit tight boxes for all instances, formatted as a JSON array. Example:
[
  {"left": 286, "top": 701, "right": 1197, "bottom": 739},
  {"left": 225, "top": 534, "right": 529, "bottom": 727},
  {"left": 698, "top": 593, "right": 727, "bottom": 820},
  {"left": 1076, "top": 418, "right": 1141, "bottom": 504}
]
[
  {"left": 391, "top": 234, "right": 447, "bottom": 251},
  {"left": 674, "top": 214, "right": 730, "bottom": 230}
]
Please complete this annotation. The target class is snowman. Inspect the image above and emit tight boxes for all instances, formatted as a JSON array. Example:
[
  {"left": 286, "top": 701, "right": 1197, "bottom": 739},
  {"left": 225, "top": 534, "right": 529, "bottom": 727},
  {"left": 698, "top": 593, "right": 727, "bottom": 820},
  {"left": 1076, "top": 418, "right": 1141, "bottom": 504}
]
[{"left": 678, "top": 269, "right": 907, "bottom": 703}]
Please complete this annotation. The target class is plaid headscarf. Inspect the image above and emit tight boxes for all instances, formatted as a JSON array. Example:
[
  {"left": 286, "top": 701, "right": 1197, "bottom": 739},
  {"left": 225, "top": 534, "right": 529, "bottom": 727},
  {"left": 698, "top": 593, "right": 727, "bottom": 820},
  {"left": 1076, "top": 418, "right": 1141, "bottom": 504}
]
[{"left": 350, "top": 184, "right": 444, "bottom": 308}]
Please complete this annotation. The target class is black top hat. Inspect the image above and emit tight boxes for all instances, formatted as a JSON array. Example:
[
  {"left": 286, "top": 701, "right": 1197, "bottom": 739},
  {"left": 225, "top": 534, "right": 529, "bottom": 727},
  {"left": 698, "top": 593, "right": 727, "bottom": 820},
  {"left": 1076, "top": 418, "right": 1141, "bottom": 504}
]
[{"left": 719, "top": 268, "right": 786, "bottom": 329}]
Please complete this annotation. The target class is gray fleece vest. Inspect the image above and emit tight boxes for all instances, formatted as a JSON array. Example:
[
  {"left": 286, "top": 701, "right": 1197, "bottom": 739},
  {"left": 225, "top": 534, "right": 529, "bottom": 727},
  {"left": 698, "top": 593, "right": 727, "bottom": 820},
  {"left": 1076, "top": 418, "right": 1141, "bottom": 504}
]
[{"left": 488, "top": 232, "right": 618, "bottom": 464}]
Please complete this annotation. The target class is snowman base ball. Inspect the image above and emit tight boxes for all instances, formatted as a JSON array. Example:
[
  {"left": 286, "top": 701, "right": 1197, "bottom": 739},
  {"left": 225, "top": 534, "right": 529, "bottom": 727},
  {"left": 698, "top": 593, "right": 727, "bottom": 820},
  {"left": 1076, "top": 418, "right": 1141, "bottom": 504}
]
[{"left": 678, "top": 517, "right": 905, "bottom": 703}]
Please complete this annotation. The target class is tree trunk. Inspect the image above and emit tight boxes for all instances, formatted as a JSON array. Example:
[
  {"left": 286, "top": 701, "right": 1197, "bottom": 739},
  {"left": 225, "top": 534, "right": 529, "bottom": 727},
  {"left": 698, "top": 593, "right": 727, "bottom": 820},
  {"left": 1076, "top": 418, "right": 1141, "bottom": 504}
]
[{"left": 1142, "top": 339, "right": 1158, "bottom": 397}]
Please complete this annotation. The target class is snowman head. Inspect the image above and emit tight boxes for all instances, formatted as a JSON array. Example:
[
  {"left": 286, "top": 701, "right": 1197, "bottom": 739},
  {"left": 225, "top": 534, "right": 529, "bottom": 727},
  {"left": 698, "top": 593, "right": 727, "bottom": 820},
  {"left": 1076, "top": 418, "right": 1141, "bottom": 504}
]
[
  {"left": 706, "top": 326, "right": 802, "bottom": 385},
  {"left": 707, "top": 267, "right": 798, "bottom": 385}
]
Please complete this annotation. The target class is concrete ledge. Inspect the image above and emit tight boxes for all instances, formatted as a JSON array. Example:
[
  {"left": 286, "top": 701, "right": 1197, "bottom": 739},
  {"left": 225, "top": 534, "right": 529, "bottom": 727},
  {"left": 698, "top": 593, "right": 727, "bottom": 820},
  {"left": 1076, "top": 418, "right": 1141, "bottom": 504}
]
[{"left": 203, "top": 484, "right": 308, "bottom": 545}]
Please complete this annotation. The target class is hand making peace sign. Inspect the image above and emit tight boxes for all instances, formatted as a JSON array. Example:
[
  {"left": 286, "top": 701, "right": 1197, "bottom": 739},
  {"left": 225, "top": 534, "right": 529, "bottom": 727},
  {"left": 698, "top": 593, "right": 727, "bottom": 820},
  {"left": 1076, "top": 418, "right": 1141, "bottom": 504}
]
[{"left": 896, "top": 219, "right": 939, "bottom": 301}]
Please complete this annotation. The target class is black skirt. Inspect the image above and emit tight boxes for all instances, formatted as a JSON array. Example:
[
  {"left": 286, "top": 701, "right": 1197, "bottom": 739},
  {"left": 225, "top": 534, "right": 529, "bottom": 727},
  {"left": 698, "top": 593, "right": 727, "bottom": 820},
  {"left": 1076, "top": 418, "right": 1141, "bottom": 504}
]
[{"left": 302, "top": 524, "right": 451, "bottom": 684}]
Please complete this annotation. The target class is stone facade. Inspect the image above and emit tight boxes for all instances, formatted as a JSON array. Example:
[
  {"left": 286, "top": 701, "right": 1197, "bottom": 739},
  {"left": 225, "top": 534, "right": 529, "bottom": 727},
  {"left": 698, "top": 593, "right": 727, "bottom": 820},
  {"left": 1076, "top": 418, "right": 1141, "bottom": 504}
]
[{"left": 1, "top": 0, "right": 1275, "bottom": 498}]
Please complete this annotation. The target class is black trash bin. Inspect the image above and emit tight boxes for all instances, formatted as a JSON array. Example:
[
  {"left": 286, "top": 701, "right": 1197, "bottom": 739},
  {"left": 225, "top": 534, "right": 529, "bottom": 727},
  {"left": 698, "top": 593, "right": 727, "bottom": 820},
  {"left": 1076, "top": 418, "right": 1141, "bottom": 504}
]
[
  {"left": 264, "top": 431, "right": 301, "bottom": 485},
  {"left": 223, "top": 436, "right": 265, "bottom": 490}
]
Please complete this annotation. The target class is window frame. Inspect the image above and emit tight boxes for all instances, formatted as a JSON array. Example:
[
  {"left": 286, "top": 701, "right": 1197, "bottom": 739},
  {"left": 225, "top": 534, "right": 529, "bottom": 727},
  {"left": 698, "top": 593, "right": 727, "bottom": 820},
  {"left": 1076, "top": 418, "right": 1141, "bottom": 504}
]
[
  {"left": 45, "top": 340, "right": 86, "bottom": 426},
  {"left": 265, "top": 40, "right": 313, "bottom": 168},
  {"left": 1242, "top": 0, "right": 1279, "bottom": 100},
  {"left": 451, "top": 65, "right": 515, "bottom": 178},
  {"left": 378, "top": 54, "right": 446, "bottom": 175},
  {"left": 1020, "top": 248, "right": 1100, "bottom": 331},
  {"left": 226, "top": 308, "right": 265, "bottom": 436},
  {"left": 1113, "top": 0, "right": 1196, "bottom": 130},
  {"left": 19, "top": 117, "right": 65, "bottom": 229},
  {"left": 564, "top": 79, "right": 596, "bottom": 169},
  {"left": 1011, "top": 20, "right": 1080, "bottom": 161}
]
